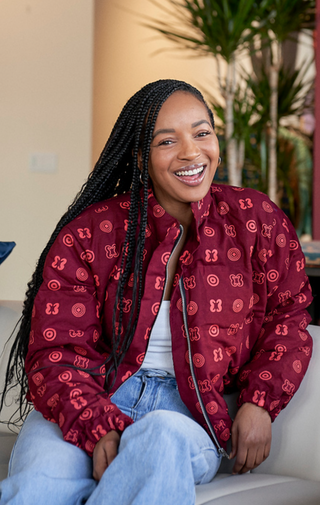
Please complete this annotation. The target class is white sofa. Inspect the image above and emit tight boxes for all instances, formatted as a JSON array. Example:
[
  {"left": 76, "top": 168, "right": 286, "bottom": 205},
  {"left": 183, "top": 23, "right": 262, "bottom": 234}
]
[{"left": 1, "top": 300, "right": 320, "bottom": 504}]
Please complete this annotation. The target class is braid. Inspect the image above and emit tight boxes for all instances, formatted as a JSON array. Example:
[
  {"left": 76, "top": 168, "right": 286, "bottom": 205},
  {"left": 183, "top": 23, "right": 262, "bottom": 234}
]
[{"left": 1, "top": 79, "right": 214, "bottom": 422}]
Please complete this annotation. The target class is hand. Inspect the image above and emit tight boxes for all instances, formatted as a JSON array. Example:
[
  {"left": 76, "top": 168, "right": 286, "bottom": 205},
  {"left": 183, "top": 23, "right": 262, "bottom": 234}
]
[
  {"left": 92, "top": 430, "right": 121, "bottom": 481},
  {"left": 230, "top": 402, "right": 272, "bottom": 474}
]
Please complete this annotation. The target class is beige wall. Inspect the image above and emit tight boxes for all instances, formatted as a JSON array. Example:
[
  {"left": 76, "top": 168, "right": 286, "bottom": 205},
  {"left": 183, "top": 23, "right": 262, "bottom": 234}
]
[
  {"left": 92, "top": 0, "right": 219, "bottom": 164},
  {"left": 0, "top": 0, "right": 94, "bottom": 300},
  {"left": 1, "top": 0, "right": 313, "bottom": 301}
]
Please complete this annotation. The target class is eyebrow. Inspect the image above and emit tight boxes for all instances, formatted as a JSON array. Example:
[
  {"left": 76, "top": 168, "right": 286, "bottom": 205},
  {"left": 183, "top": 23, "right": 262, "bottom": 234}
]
[{"left": 152, "top": 119, "right": 211, "bottom": 139}]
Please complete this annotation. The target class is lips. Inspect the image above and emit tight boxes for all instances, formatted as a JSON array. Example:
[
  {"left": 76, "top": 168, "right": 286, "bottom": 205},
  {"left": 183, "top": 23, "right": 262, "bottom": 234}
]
[
  {"left": 175, "top": 164, "right": 205, "bottom": 177},
  {"left": 173, "top": 163, "right": 207, "bottom": 186}
]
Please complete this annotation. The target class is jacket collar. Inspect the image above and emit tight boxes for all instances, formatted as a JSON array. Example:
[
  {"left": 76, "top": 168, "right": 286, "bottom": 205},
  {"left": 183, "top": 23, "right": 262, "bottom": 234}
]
[{"left": 145, "top": 184, "right": 215, "bottom": 239}]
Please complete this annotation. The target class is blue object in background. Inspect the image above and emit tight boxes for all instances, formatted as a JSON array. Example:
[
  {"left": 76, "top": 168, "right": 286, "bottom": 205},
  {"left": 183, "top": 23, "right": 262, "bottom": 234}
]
[{"left": 0, "top": 242, "right": 16, "bottom": 265}]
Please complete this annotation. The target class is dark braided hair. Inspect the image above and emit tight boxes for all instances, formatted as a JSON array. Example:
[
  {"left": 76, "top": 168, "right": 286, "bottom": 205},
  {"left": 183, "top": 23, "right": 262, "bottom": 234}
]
[{"left": 1, "top": 79, "right": 215, "bottom": 425}]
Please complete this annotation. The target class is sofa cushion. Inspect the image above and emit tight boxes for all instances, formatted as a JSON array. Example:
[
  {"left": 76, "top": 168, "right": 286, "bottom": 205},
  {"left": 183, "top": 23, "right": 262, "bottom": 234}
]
[{"left": 195, "top": 473, "right": 320, "bottom": 504}]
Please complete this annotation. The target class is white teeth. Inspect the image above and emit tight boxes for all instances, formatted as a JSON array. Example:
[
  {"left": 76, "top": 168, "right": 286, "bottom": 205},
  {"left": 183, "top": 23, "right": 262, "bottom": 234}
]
[{"left": 175, "top": 166, "right": 204, "bottom": 177}]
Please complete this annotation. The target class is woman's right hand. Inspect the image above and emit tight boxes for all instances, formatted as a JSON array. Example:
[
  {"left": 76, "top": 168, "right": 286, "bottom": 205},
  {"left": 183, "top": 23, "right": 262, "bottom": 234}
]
[{"left": 92, "top": 430, "right": 121, "bottom": 481}]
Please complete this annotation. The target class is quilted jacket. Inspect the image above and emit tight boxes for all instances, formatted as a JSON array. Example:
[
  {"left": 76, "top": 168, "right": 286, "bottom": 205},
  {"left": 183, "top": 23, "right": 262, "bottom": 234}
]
[{"left": 25, "top": 184, "right": 313, "bottom": 457}]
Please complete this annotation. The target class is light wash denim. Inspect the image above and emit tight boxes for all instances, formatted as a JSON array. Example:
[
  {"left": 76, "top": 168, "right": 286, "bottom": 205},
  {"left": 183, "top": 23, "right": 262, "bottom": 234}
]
[{"left": 0, "top": 370, "right": 221, "bottom": 505}]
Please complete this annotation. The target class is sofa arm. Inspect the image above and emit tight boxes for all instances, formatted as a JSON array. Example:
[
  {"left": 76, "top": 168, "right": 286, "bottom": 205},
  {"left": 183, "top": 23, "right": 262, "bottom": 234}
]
[{"left": 252, "top": 324, "right": 320, "bottom": 482}]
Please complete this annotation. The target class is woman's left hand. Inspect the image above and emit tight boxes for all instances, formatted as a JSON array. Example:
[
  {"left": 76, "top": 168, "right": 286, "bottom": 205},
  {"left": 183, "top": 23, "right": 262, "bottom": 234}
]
[{"left": 230, "top": 402, "right": 272, "bottom": 474}]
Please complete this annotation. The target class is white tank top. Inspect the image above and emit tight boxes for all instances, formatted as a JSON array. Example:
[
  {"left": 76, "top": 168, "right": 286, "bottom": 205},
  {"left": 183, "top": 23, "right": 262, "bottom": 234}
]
[{"left": 141, "top": 301, "right": 175, "bottom": 376}]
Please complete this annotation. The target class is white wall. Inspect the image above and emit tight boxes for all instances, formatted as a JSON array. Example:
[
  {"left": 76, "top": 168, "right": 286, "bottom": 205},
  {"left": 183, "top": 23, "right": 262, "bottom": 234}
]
[{"left": 0, "top": 0, "right": 94, "bottom": 300}]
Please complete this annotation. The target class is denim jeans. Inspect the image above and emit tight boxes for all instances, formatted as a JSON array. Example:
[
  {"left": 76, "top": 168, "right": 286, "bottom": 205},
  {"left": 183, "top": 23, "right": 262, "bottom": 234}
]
[{"left": 0, "top": 370, "right": 221, "bottom": 505}]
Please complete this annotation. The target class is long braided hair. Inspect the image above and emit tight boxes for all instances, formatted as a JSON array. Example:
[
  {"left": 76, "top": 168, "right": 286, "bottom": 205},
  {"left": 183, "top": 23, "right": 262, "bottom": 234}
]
[{"left": 1, "top": 79, "right": 215, "bottom": 424}]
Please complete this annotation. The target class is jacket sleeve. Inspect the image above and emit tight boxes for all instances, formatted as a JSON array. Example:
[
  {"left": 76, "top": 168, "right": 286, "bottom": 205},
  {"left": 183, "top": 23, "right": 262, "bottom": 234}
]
[
  {"left": 236, "top": 209, "right": 313, "bottom": 421},
  {"left": 25, "top": 224, "right": 133, "bottom": 456}
]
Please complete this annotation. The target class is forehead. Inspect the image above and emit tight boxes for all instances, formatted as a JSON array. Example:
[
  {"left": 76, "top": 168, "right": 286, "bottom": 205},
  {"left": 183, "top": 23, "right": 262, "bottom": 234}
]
[{"left": 155, "top": 91, "right": 210, "bottom": 126}]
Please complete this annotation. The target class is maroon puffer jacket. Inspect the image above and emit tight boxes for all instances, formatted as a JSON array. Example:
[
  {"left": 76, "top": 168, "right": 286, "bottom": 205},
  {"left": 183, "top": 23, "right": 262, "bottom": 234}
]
[{"left": 25, "top": 184, "right": 313, "bottom": 457}]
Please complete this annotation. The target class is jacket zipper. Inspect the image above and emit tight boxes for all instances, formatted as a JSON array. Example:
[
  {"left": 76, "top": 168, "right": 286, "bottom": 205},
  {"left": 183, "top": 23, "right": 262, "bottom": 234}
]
[
  {"left": 179, "top": 277, "right": 229, "bottom": 459},
  {"left": 112, "top": 224, "right": 184, "bottom": 395}
]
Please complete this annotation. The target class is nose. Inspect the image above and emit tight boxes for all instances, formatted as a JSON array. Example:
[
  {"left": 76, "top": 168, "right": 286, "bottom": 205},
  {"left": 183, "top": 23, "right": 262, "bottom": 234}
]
[{"left": 177, "top": 137, "right": 200, "bottom": 160}]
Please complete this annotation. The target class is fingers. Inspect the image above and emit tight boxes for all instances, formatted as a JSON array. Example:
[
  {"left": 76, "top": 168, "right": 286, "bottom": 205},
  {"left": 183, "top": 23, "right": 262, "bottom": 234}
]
[
  {"left": 230, "top": 403, "right": 272, "bottom": 474},
  {"left": 232, "top": 443, "right": 267, "bottom": 474},
  {"left": 92, "top": 430, "right": 120, "bottom": 481}
]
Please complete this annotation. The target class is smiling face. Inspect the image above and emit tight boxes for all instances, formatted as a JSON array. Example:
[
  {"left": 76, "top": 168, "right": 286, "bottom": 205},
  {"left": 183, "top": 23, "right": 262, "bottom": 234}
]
[{"left": 147, "top": 91, "right": 220, "bottom": 224}]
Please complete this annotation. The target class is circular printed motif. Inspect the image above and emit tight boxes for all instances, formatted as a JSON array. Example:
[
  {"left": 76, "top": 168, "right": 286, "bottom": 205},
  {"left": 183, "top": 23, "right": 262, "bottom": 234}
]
[
  {"left": 161, "top": 252, "right": 170, "bottom": 265},
  {"left": 227, "top": 248, "right": 241, "bottom": 261},
  {"left": 151, "top": 303, "right": 160, "bottom": 316},
  {"left": 136, "top": 353, "right": 145, "bottom": 365},
  {"left": 43, "top": 328, "right": 57, "bottom": 341},
  {"left": 81, "top": 250, "right": 95, "bottom": 263},
  {"left": 258, "top": 249, "right": 268, "bottom": 263},
  {"left": 220, "top": 428, "right": 230, "bottom": 441},
  {"left": 289, "top": 240, "right": 299, "bottom": 251},
  {"left": 217, "top": 202, "right": 229, "bottom": 215},
  {"left": 185, "top": 351, "right": 190, "bottom": 364},
  {"left": 99, "top": 220, "right": 113, "bottom": 233},
  {"left": 76, "top": 268, "right": 89, "bottom": 282},
  {"left": 153, "top": 205, "right": 165, "bottom": 218},
  {"left": 246, "top": 220, "right": 257, "bottom": 233},
  {"left": 187, "top": 301, "right": 198, "bottom": 315},
  {"left": 80, "top": 408, "right": 93, "bottom": 421},
  {"left": 262, "top": 201, "right": 273, "bottom": 213},
  {"left": 74, "top": 346, "right": 87, "bottom": 356},
  {"left": 204, "top": 227, "right": 215, "bottom": 237},
  {"left": 233, "top": 299, "right": 244, "bottom": 313},
  {"left": 195, "top": 402, "right": 202, "bottom": 413},
  {"left": 193, "top": 353, "right": 205, "bottom": 367},
  {"left": 176, "top": 298, "right": 183, "bottom": 312},
  {"left": 298, "top": 330, "right": 308, "bottom": 341},
  {"left": 206, "top": 401, "right": 218, "bottom": 415},
  {"left": 59, "top": 371, "right": 72, "bottom": 382},
  {"left": 267, "top": 269, "right": 279, "bottom": 282},
  {"left": 63, "top": 234, "right": 74, "bottom": 247},
  {"left": 259, "top": 371, "right": 272, "bottom": 381},
  {"left": 145, "top": 225, "right": 152, "bottom": 238},
  {"left": 225, "top": 346, "right": 236, "bottom": 356},
  {"left": 207, "top": 274, "right": 219, "bottom": 287},
  {"left": 252, "top": 293, "right": 260, "bottom": 305},
  {"left": 49, "top": 351, "right": 62, "bottom": 363},
  {"left": 48, "top": 280, "right": 61, "bottom": 291},
  {"left": 93, "top": 330, "right": 99, "bottom": 343},
  {"left": 209, "top": 325, "right": 219, "bottom": 337},
  {"left": 72, "top": 303, "right": 86, "bottom": 318},
  {"left": 293, "top": 360, "right": 302, "bottom": 373},
  {"left": 276, "top": 234, "right": 286, "bottom": 248}
]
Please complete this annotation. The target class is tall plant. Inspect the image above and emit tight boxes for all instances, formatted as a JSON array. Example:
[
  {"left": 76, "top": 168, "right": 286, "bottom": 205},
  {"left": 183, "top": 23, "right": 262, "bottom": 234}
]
[
  {"left": 143, "top": 0, "right": 268, "bottom": 187},
  {"left": 254, "top": 0, "right": 315, "bottom": 203},
  {"left": 144, "top": 0, "right": 315, "bottom": 202}
]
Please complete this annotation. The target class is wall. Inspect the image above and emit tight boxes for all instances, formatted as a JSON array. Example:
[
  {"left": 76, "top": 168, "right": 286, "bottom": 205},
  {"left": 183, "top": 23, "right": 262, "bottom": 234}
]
[
  {"left": 0, "top": 0, "right": 94, "bottom": 300},
  {"left": 92, "top": 0, "right": 220, "bottom": 164}
]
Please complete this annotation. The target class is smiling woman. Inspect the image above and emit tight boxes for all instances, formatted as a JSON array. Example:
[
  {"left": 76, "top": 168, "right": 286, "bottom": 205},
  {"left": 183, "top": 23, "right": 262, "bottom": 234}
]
[
  {"left": 147, "top": 92, "right": 220, "bottom": 227},
  {"left": 0, "top": 79, "right": 313, "bottom": 505}
]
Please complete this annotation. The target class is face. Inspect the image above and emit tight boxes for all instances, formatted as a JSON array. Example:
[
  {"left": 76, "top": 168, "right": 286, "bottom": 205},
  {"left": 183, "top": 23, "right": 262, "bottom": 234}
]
[{"left": 147, "top": 91, "right": 220, "bottom": 220}]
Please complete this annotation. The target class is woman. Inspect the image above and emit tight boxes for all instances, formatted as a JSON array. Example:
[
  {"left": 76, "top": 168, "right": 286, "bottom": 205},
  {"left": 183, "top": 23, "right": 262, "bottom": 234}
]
[{"left": 0, "top": 79, "right": 313, "bottom": 505}]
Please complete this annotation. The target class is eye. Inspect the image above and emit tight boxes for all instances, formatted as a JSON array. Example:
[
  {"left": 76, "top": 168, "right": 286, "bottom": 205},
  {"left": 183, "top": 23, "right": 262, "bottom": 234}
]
[
  {"left": 196, "top": 130, "right": 212, "bottom": 138},
  {"left": 158, "top": 139, "right": 174, "bottom": 146}
]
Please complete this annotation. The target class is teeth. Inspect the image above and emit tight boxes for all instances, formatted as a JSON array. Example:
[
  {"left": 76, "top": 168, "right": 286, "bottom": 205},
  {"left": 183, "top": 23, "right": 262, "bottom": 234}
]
[{"left": 175, "top": 166, "right": 204, "bottom": 177}]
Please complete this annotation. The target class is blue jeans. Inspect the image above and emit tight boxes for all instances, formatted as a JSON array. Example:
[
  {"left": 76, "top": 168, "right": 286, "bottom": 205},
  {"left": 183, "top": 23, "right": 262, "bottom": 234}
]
[{"left": 0, "top": 370, "right": 221, "bottom": 505}]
